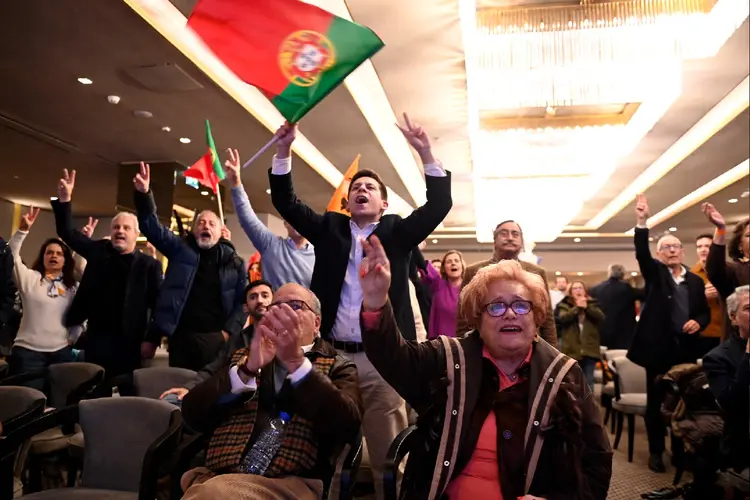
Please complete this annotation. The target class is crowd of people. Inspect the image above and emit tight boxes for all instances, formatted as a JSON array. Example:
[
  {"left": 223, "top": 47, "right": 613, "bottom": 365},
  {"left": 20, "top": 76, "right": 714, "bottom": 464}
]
[{"left": 0, "top": 114, "right": 747, "bottom": 500}]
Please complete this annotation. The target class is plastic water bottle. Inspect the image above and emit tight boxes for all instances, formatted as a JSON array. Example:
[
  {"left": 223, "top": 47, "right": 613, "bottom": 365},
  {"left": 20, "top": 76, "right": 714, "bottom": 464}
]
[{"left": 240, "top": 412, "right": 291, "bottom": 475}]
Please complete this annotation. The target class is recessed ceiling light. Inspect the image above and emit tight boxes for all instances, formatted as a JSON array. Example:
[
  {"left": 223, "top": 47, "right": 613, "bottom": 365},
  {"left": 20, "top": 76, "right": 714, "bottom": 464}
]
[
  {"left": 179, "top": 137, "right": 191, "bottom": 144},
  {"left": 728, "top": 198, "right": 738, "bottom": 204},
  {"left": 133, "top": 110, "right": 153, "bottom": 119},
  {"left": 161, "top": 126, "right": 171, "bottom": 132},
  {"left": 741, "top": 190, "right": 750, "bottom": 198},
  {"left": 13, "top": 175, "right": 19, "bottom": 179},
  {"left": 649, "top": 237, "right": 654, "bottom": 241},
  {"left": 631, "top": 271, "right": 638, "bottom": 276},
  {"left": 573, "top": 237, "right": 581, "bottom": 243},
  {"left": 265, "top": 189, "right": 271, "bottom": 194},
  {"left": 555, "top": 271, "right": 562, "bottom": 276},
  {"left": 669, "top": 227, "right": 677, "bottom": 232},
  {"left": 50, "top": 196, "right": 58, "bottom": 201},
  {"left": 77, "top": 77, "right": 93, "bottom": 85},
  {"left": 431, "top": 239, "right": 438, "bottom": 244},
  {"left": 577, "top": 272, "right": 584, "bottom": 276},
  {"left": 200, "top": 191, "right": 209, "bottom": 196}
]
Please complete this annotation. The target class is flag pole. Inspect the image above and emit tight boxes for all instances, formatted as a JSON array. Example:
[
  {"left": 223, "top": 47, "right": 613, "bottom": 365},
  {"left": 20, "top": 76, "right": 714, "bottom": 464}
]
[
  {"left": 241, "top": 134, "right": 280, "bottom": 169},
  {"left": 215, "top": 186, "right": 225, "bottom": 225}
]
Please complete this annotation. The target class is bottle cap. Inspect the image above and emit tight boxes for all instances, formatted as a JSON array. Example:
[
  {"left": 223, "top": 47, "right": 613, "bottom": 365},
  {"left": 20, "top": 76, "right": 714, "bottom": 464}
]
[{"left": 279, "top": 412, "right": 291, "bottom": 423}]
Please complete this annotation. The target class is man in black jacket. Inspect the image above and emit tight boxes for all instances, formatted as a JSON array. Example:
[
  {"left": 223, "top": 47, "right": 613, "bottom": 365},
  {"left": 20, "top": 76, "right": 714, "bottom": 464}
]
[
  {"left": 0, "top": 238, "right": 17, "bottom": 353},
  {"left": 589, "top": 264, "right": 643, "bottom": 349},
  {"left": 133, "top": 163, "right": 247, "bottom": 371},
  {"left": 52, "top": 169, "right": 163, "bottom": 395},
  {"left": 268, "top": 115, "right": 451, "bottom": 500},
  {"left": 159, "top": 279, "right": 273, "bottom": 404},
  {"left": 627, "top": 194, "right": 710, "bottom": 473}
]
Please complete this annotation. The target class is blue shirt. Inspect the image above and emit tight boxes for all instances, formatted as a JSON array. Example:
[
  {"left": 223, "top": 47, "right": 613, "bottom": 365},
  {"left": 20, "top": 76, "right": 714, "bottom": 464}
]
[{"left": 231, "top": 186, "right": 315, "bottom": 289}]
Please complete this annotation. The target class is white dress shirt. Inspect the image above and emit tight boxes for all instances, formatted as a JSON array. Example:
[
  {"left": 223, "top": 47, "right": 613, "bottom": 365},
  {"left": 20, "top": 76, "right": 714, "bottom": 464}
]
[
  {"left": 271, "top": 154, "right": 447, "bottom": 342},
  {"left": 229, "top": 343, "right": 314, "bottom": 394}
]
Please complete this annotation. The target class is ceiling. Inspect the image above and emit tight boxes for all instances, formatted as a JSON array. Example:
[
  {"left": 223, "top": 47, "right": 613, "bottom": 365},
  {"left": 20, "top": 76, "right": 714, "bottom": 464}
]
[{"left": 0, "top": 0, "right": 747, "bottom": 261}]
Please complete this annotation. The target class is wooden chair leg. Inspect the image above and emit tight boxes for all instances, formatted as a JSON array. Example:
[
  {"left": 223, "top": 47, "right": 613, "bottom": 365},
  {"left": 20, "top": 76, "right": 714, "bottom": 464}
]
[
  {"left": 613, "top": 411, "right": 624, "bottom": 450},
  {"left": 626, "top": 414, "right": 636, "bottom": 463},
  {"left": 610, "top": 410, "right": 617, "bottom": 434},
  {"left": 603, "top": 405, "right": 611, "bottom": 427}
]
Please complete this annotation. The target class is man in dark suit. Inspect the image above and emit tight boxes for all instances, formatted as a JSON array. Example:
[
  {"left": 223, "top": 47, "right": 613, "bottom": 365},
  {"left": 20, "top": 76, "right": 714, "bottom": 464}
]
[
  {"left": 0, "top": 237, "right": 17, "bottom": 353},
  {"left": 456, "top": 220, "right": 557, "bottom": 345},
  {"left": 51, "top": 169, "right": 163, "bottom": 396},
  {"left": 268, "top": 116, "right": 451, "bottom": 500},
  {"left": 589, "top": 264, "right": 642, "bottom": 349},
  {"left": 627, "top": 194, "right": 710, "bottom": 473},
  {"left": 702, "top": 285, "right": 749, "bottom": 473}
]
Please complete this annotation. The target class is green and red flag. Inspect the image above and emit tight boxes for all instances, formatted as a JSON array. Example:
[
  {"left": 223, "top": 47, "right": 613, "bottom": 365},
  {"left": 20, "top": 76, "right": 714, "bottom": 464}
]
[
  {"left": 184, "top": 120, "right": 225, "bottom": 194},
  {"left": 187, "top": 0, "right": 384, "bottom": 123}
]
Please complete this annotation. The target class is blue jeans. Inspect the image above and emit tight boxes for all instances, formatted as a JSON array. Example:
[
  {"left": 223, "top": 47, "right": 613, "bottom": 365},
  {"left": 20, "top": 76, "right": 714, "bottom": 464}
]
[
  {"left": 578, "top": 356, "right": 598, "bottom": 392},
  {"left": 9, "top": 345, "right": 76, "bottom": 391}
]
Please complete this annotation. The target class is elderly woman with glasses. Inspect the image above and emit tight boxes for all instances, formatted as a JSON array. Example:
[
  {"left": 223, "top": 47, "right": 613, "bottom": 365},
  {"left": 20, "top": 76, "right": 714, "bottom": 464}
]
[{"left": 359, "top": 236, "right": 612, "bottom": 500}]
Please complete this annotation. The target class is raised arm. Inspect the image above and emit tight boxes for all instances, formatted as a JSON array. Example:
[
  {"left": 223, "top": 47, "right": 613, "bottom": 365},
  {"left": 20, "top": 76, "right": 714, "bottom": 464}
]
[
  {"left": 634, "top": 194, "right": 658, "bottom": 282},
  {"left": 359, "top": 236, "right": 444, "bottom": 412},
  {"left": 51, "top": 169, "right": 99, "bottom": 258},
  {"left": 8, "top": 207, "right": 42, "bottom": 289},
  {"left": 132, "top": 162, "right": 184, "bottom": 258},
  {"left": 224, "top": 149, "right": 277, "bottom": 253},
  {"left": 267, "top": 124, "right": 325, "bottom": 243},
  {"left": 420, "top": 260, "right": 442, "bottom": 291},
  {"left": 702, "top": 203, "right": 736, "bottom": 299},
  {"left": 392, "top": 114, "right": 452, "bottom": 249}
]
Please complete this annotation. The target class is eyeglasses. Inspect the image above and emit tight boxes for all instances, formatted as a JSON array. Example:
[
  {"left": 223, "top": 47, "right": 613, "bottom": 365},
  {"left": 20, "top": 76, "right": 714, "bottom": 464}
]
[
  {"left": 269, "top": 300, "right": 311, "bottom": 312},
  {"left": 484, "top": 300, "right": 533, "bottom": 317},
  {"left": 660, "top": 244, "right": 683, "bottom": 251}
]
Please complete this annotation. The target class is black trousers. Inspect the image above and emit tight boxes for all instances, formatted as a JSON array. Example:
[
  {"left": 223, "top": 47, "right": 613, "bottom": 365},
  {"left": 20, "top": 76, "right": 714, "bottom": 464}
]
[
  {"left": 168, "top": 331, "right": 226, "bottom": 371},
  {"left": 645, "top": 367, "right": 667, "bottom": 455}
]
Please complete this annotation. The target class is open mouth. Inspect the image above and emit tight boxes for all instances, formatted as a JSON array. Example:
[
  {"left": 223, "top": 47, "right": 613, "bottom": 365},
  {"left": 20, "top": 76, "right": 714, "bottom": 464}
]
[
  {"left": 113, "top": 235, "right": 126, "bottom": 242},
  {"left": 449, "top": 266, "right": 459, "bottom": 272},
  {"left": 49, "top": 259, "right": 59, "bottom": 265},
  {"left": 200, "top": 231, "right": 211, "bottom": 239},
  {"left": 355, "top": 195, "right": 368, "bottom": 204},
  {"left": 499, "top": 326, "right": 522, "bottom": 333}
]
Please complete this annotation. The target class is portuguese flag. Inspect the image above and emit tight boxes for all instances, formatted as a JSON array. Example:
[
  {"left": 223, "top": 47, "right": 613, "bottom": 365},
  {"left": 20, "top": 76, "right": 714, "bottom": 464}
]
[
  {"left": 184, "top": 120, "right": 225, "bottom": 194},
  {"left": 187, "top": 0, "right": 384, "bottom": 123}
]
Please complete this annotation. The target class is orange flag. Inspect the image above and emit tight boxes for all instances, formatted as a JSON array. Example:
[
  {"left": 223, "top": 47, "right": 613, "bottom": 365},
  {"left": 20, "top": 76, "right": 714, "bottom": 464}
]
[{"left": 327, "top": 155, "right": 360, "bottom": 215}]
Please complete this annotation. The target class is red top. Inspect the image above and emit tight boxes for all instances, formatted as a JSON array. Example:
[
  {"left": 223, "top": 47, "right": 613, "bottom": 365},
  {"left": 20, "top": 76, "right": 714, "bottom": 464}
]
[{"left": 444, "top": 345, "right": 533, "bottom": 500}]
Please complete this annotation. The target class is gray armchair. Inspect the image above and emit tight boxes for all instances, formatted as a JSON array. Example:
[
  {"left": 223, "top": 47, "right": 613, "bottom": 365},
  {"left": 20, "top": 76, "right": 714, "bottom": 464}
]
[
  {"left": 132, "top": 367, "right": 197, "bottom": 400},
  {"left": 2, "top": 397, "right": 181, "bottom": 500}
]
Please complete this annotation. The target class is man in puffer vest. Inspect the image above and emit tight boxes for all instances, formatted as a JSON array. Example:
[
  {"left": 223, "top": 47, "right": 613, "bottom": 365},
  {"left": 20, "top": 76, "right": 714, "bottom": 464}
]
[{"left": 180, "top": 282, "right": 363, "bottom": 500}]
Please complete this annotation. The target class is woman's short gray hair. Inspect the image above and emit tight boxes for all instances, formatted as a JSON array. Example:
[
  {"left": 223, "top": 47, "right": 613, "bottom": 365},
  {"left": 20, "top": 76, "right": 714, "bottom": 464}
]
[{"left": 726, "top": 285, "right": 750, "bottom": 315}]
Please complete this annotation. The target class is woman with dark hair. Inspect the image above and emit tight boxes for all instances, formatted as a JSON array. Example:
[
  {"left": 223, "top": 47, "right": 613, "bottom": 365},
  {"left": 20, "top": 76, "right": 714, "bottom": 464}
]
[
  {"left": 360, "top": 236, "right": 611, "bottom": 500},
  {"left": 702, "top": 203, "right": 749, "bottom": 338},
  {"left": 8, "top": 207, "right": 81, "bottom": 386},
  {"left": 418, "top": 249, "right": 465, "bottom": 338},
  {"left": 555, "top": 281, "right": 605, "bottom": 390}
]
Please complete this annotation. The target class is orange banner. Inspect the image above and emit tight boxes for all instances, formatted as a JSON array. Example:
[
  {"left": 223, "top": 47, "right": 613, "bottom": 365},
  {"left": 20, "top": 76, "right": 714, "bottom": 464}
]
[{"left": 326, "top": 154, "right": 360, "bottom": 215}]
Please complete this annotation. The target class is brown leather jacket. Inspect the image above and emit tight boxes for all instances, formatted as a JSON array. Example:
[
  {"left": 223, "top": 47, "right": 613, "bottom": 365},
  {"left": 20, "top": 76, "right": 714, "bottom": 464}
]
[
  {"left": 181, "top": 337, "right": 363, "bottom": 481},
  {"left": 362, "top": 301, "right": 611, "bottom": 500},
  {"left": 457, "top": 258, "right": 557, "bottom": 346}
]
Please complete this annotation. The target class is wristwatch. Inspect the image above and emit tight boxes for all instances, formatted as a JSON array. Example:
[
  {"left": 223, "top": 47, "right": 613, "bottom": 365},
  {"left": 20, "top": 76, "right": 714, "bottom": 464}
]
[{"left": 237, "top": 356, "right": 260, "bottom": 378}]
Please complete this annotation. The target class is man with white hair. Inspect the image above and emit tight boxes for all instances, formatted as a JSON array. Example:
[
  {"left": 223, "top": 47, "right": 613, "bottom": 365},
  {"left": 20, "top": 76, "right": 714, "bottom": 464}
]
[
  {"left": 133, "top": 162, "right": 247, "bottom": 371},
  {"left": 627, "top": 194, "right": 710, "bottom": 473},
  {"left": 703, "top": 285, "right": 749, "bottom": 474},
  {"left": 589, "top": 264, "right": 643, "bottom": 349},
  {"left": 52, "top": 169, "right": 163, "bottom": 394}
]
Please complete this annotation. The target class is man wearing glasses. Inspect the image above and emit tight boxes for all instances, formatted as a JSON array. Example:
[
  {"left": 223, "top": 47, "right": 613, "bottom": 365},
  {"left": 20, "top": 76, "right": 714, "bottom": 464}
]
[
  {"left": 627, "top": 194, "right": 710, "bottom": 473},
  {"left": 457, "top": 220, "right": 557, "bottom": 345},
  {"left": 179, "top": 282, "right": 362, "bottom": 499}
]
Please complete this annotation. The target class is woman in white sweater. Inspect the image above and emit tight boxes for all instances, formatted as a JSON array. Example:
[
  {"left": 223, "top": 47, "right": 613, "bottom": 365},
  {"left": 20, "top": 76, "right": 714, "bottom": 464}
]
[{"left": 8, "top": 207, "right": 80, "bottom": 388}]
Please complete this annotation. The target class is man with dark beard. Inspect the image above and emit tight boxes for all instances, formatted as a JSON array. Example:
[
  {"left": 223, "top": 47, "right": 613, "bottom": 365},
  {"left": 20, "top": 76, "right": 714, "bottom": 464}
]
[{"left": 133, "top": 162, "right": 247, "bottom": 371}]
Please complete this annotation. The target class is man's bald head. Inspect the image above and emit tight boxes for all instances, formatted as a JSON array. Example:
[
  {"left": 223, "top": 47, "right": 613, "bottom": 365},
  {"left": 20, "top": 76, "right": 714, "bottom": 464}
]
[{"left": 272, "top": 283, "right": 322, "bottom": 341}]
